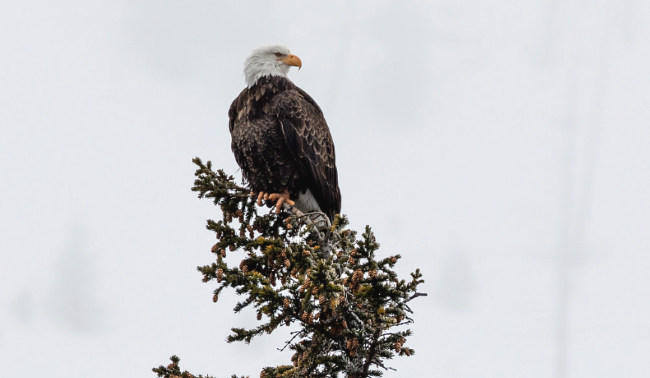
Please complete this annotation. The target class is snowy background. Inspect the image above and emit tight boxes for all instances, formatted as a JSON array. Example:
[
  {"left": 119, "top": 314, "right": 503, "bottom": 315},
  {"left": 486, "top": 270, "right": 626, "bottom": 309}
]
[{"left": 1, "top": 1, "right": 649, "bottom": 377}]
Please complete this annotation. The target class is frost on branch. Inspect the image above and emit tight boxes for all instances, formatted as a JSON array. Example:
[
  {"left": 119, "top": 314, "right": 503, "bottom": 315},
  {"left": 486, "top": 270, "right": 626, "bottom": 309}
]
[{"left": 153, "top": 158, "right": 426, "bottom": 378}]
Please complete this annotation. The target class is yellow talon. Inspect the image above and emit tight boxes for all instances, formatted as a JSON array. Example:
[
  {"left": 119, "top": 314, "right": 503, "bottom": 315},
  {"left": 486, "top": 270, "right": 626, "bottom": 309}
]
[{"left": 255, "top": 190, "right": 295, "bottom": 213}]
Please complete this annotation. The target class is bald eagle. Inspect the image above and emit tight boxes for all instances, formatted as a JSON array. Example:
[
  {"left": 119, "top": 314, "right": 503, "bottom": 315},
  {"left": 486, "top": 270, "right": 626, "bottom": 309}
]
[{"left": 229, "top": 45, "right": 341, "bottom": 222}]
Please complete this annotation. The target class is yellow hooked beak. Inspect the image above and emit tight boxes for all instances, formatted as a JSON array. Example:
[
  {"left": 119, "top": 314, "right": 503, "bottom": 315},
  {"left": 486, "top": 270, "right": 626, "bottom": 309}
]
[{"left": 280, "top": 54, "right": 302, "bottom": 70}]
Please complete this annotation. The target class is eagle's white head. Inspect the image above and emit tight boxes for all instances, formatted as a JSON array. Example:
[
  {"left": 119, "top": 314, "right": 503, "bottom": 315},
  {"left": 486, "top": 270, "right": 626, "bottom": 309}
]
[{"left": 244, "top": 45, "right": 302, "bottom": 88}]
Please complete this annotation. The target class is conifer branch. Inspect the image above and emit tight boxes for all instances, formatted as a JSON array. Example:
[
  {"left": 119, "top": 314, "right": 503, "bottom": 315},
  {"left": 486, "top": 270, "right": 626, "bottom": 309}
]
[{"left": 154, "top": 158, "right": 426, "bottom": 378}]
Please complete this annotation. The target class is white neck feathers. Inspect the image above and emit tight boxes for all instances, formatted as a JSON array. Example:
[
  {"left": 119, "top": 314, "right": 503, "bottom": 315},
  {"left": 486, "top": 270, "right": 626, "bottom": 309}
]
[{"left": 244, "top": 51, "right": 291, "bottom": 88}]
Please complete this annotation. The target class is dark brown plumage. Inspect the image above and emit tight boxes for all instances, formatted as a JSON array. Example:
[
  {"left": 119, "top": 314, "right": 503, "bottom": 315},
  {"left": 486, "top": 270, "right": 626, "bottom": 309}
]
[{"left": 229, "top": 75, "right": 341, "bottom": 221}]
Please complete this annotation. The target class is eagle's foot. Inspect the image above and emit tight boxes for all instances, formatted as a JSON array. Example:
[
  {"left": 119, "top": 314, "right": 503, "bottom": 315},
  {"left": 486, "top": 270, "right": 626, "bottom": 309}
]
[{"left": 253, "top": 190, "right": 295, "bottom": 214}]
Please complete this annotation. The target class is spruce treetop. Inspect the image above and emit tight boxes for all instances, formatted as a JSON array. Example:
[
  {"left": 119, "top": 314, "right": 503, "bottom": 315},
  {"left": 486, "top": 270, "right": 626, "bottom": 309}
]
[{"left": 153, "top": 158, "right": 426, "bottom": 378}]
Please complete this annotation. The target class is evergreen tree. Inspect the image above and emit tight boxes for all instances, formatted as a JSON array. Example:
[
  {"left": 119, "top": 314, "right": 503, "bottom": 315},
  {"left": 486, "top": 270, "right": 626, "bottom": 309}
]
[{"left": 153, "top": 158, "right": 426, "bottom": 378}]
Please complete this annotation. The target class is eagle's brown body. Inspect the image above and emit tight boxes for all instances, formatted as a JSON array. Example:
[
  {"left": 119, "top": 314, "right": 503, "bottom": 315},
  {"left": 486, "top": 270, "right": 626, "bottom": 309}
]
[{"left": 229, "top": 76, "right": 341, "bottom": 221}]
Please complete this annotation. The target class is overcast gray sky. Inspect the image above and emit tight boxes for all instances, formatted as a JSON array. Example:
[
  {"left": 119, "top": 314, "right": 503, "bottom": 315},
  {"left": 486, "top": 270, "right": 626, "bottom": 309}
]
[{"left": 1, "top": 1, "right": 649, "bottom": 377}]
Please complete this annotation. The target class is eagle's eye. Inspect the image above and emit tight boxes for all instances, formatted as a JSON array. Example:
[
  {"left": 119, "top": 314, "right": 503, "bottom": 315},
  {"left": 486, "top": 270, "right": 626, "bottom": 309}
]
[{"left": 274, "top": 52, "right": 282, "bottom": 58}]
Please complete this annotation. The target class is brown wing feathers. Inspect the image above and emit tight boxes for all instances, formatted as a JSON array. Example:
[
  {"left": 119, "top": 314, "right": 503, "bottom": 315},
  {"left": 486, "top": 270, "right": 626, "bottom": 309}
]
[{"left": 273, "top": 87, "right": 340, "bottom": 221}]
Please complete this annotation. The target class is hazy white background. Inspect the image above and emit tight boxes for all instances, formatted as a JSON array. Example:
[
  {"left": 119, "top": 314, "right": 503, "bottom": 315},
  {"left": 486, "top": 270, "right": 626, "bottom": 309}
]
[{"left": 1, "top": 1, "right": 648, "bottom": 377}]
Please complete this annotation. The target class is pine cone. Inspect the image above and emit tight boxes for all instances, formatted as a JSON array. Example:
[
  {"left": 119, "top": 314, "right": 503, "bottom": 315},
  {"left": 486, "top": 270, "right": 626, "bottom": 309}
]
[{"left": 347, "top": 338, "right": 359, "bottom": 356}]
